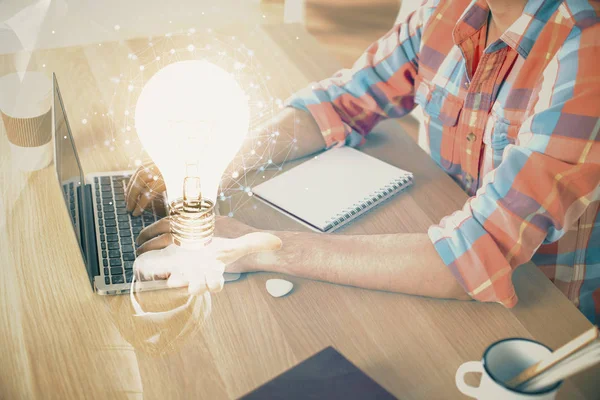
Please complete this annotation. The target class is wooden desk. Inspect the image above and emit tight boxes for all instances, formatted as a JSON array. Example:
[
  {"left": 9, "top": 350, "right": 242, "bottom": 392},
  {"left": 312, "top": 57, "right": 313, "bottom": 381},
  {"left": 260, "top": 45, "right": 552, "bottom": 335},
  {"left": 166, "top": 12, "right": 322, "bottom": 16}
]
[{"left": 0, "top": 24, "right": 597, "bottom": 399}]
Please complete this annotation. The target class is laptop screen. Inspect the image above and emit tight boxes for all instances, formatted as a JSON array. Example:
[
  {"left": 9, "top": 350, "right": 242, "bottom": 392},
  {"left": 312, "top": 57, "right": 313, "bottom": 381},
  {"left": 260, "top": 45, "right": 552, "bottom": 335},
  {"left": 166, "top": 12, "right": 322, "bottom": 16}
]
[{"left": 53, "top": 74, "right": 87, "bottom": 263}]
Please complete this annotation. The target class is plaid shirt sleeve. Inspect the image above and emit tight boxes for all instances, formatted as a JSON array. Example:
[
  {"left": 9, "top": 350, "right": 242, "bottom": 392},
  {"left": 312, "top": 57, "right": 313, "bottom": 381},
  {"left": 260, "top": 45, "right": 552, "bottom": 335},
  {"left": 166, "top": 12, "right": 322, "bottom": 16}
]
[
  {"left": 287, "top": 1, "right": 439, "bottom": 148},
  {"left": 428, "top": 26, "right": 600, "bottom": 307}
]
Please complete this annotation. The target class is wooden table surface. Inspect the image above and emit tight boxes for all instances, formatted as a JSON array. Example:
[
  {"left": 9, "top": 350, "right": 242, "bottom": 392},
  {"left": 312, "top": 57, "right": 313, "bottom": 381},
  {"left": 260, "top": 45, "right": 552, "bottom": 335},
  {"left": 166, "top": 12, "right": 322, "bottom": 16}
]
[{"left": 0, "top": 24, "right": 598, "bottom": 400}]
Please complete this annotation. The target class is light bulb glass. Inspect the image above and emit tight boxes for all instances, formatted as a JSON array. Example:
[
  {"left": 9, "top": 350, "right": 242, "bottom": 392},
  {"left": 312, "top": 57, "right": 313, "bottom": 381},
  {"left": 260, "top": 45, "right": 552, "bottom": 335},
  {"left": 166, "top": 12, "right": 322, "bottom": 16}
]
[{"left": 135, "top": 60, "right": 249, "bottom": 203}]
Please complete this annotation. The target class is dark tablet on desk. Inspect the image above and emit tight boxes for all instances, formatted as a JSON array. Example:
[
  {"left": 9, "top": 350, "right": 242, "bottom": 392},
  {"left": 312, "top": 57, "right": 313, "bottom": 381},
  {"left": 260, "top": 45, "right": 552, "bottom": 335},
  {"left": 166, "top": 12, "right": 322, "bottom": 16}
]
[{"left": 239, "top": 346, "right": 397, "bottom": 399}]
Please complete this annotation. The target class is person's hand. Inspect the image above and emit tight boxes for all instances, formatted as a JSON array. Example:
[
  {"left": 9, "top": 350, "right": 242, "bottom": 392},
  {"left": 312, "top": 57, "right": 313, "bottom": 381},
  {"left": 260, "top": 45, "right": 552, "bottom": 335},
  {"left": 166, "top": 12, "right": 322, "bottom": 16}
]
[
  {"left": 135, "top": 215, "right": 257, "bottom": 255},
  {"left": 125, "top": 161, "right": 166, "bottom": 216},
  {"left": 134, "top": 216, "right": 282, "bottom": 295}
]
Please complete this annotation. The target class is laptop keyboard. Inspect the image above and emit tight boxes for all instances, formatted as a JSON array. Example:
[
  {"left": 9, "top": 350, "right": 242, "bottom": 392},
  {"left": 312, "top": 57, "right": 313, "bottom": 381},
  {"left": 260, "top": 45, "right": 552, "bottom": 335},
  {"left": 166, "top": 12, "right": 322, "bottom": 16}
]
[
  {"left": 62, "top": 182, "right": 78, "bottom": 225},
  {"left": 93, "top": 175, "right": 160, "bottom": 286}
]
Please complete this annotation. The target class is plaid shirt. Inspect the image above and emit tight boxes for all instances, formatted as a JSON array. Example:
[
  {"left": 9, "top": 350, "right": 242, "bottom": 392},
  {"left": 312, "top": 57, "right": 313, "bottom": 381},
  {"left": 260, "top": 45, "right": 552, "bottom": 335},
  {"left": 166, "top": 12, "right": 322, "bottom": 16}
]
[{"left": 288, "top": 0, "right": 600, "bottom": 324}]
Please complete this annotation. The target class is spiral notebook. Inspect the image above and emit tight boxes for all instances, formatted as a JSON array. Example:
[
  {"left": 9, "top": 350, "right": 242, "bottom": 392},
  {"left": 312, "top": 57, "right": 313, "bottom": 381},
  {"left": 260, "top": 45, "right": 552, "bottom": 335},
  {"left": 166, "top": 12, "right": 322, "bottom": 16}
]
[{"left": 252, "top": 147, "right": 413, "bottom": 232}]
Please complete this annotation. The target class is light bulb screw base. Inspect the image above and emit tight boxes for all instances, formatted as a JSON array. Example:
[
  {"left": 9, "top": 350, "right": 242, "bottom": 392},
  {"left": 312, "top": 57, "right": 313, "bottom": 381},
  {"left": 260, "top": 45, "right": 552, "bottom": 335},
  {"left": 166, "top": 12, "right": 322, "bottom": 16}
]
[{"left": 169, "top": 197, "right": 215, "bottom": 248}]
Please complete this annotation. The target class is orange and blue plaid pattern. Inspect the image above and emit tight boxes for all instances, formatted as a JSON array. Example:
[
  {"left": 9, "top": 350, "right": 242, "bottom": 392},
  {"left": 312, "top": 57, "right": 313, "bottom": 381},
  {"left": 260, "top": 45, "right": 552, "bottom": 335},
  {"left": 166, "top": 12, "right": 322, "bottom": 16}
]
[{"left": 288, "top": 0, "right": 600, "bottom": 324}]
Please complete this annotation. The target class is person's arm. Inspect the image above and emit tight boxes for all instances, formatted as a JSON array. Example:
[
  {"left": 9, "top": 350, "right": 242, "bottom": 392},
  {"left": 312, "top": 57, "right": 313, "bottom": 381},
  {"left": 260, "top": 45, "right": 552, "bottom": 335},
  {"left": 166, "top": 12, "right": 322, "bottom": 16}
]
[
  {"left": 237, "top": 229, "right": 471, "bottom": 300},
  {"left": 231, "top": 25, "right": 600, "bottom": 304},
  {"left": 126, "top": 2, "right": 436, "bottom": 213},
  {"left": 220, "top": 108, "right": 325, "bottom": 186},
  {"left": 222, "top": 1, "right": 437, "bottom": 180},
  {"left": 286, "top": 1, "right": 437, "bottom": 148},
  {"left": 134, "top": 215, "right": 470, "bottom": 300}
]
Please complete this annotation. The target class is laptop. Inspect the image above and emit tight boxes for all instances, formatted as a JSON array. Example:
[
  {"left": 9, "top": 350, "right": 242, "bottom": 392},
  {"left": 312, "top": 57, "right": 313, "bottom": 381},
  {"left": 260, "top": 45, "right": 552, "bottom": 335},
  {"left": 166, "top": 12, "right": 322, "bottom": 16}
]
[{"left": 52, "top": 74, "right": 240, "bottom": 295}]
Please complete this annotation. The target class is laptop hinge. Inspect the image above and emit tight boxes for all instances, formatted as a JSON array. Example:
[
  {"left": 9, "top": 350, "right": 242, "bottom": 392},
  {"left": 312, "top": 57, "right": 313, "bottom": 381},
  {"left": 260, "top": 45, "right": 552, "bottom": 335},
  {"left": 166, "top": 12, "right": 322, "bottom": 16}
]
[{"left": 77, "top": 184, "right": 99, "bottom": 288}]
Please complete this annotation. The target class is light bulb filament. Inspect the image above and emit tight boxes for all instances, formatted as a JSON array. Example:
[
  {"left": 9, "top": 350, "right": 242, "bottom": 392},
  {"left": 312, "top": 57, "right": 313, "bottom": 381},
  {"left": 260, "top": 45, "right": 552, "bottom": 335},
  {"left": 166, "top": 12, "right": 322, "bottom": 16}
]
[{"left": 183, "top": 176, "right": 202, "bottom": 212}]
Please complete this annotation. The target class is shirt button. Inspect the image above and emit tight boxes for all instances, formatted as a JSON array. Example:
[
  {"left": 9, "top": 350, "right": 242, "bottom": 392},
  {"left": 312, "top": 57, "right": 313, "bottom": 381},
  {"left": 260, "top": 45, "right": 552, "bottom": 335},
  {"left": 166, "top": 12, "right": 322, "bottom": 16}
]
[
  {"left": 465, "top": 175, "right": 473, "bottom": 185},
  {"left": 464, "top": 81, "right": 470, "bottom": 89},
  {"left": 466, "top": 132, "right": 476, "bottom": 142}
]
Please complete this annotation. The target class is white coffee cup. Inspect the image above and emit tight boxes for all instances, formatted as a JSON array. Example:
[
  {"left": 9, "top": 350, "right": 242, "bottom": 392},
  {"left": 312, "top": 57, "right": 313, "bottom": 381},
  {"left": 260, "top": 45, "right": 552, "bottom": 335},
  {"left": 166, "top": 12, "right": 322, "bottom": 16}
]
[
  {"left": 0, "top": 71, "right": 53, "bottom": 171},
  {"left": 456, "top": 338, "right": 562, "bottom": 399}
]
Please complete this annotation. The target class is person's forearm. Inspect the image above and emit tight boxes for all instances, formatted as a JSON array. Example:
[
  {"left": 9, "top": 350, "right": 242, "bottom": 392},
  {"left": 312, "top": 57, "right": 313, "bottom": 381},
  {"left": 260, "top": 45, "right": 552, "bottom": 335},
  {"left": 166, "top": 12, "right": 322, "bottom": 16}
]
[
  {"left": 222, "top": 108, "right": 325, "bottom": 185},
  {"left": 248, "top": 231, "right": 471, "bottom": 301}
]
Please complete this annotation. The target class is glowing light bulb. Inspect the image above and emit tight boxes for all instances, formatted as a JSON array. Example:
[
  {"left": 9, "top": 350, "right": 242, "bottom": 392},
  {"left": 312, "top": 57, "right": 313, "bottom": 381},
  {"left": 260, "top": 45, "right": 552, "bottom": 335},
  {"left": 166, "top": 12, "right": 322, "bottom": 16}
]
[{"left": 135, "top": 60, "right": 250, "bottom": 244}]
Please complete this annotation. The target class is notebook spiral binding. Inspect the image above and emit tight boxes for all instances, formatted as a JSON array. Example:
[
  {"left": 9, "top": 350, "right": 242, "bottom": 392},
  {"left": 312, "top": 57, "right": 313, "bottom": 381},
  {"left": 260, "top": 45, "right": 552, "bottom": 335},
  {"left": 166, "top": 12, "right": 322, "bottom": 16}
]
[{"left": 323, "top": 174, "right": 413, "bottom": 232}]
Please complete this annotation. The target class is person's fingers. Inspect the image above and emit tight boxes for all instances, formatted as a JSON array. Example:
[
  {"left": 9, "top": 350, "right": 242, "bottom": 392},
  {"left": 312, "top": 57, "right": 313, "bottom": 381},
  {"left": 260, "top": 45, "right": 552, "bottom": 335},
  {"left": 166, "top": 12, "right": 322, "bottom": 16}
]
[
  {"left": 134, "top": 266, "right": 151, "bottom": 282},
  {"left": 125, "top": 166, "right": 141, "bottom": 197},
  {"left": 166, "top": 269, "right": 188, "bottom": 289},
  {"left": 126, "top": 163, "right": 165, "bottom": 212},
  {"left": 133, "top": 257, "right": 151, "bottom": 281},
  {"left": 153, "top": 193, "right": 168, "bottom": 217},
  {"left": 136, "top": 232, "right": 174, "bottom": 256},
  {"left": 136, "top": 218, "right": 171, "bottom": 246},
  {"left": 203, "top": 271, "right": 224, "bottom": 294},
  {"left": 136, "top": 264, "right": 170, "bottom": 281},
  {"left": 134, "top": 251, "right": 171, "bottom": 281},
  {"left": 135, "top": 266, "right": 170, "bottom": 282},
  {"left": 126, "top": 168, "right": 148, "bottom": 212},
  {"left": 132, "top": 189, "right": 158, "bottom": 216}
]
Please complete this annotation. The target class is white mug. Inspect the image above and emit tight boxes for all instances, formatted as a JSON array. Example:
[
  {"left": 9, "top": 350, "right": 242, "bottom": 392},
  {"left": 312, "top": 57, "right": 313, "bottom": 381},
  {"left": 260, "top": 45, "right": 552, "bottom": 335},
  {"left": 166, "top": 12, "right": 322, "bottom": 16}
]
[{"left": 456, "top": 338, "right": 562, "bottom": 399}]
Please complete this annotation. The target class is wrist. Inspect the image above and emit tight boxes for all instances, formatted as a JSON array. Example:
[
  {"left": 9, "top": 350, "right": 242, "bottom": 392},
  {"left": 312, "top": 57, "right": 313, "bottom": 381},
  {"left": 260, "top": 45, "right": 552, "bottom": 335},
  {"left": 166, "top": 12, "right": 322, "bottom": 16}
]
[
  {"left": 249, "top": 230, "right": 301, "bottom": 275},
  {"left": 243, "top": 230, "right": 283, "bottom": 272},
  {"left": 228, "top": 230, "right": 286, "bottom": 273}
]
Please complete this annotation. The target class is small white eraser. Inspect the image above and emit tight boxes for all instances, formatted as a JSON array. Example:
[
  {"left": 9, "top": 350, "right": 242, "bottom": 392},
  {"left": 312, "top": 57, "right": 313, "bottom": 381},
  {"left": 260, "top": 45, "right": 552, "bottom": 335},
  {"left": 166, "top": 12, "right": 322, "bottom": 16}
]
[{"left": 266, "top": 279, "right": 293, "bottom": 298}]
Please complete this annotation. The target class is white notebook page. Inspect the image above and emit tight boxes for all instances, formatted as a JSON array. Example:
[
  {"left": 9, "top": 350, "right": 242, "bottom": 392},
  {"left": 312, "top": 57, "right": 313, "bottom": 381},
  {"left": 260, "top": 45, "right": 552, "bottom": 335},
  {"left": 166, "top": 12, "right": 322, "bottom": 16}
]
[{"left": 252, "top": 147, "right": 412, "bottom": 231}]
